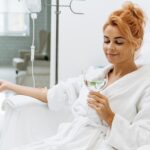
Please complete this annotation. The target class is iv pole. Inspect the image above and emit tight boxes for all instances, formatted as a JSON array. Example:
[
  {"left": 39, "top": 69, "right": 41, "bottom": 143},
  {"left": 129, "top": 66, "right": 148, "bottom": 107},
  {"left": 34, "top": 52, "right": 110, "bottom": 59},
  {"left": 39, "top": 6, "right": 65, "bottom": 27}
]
[
  {"left": 50, "top": 0, "right": 85, "bottom": 84},
  {"left": 55, "top": 0, "right": 59, "bottom": 84}
]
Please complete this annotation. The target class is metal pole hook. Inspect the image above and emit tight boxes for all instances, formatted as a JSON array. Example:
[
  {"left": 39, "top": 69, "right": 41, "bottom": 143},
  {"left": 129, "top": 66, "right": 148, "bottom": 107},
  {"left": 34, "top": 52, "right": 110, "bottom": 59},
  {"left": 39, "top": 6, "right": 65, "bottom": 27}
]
[
  {"left": 47, "top": 0, "right": 86, "bottom": 15},
  {"left": 70, "top": 0, "right": 86, "bottom": 15}
]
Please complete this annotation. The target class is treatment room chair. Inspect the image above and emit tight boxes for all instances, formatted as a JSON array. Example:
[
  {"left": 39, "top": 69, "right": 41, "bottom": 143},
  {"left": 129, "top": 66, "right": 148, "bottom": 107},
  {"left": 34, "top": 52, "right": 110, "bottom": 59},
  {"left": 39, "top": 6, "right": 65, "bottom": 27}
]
[
  {"left": 0, "top": 94, "right": 150, "bottom": 150},
  {"left": 13, "top": 30, "right": 50, "bottom": 74}
]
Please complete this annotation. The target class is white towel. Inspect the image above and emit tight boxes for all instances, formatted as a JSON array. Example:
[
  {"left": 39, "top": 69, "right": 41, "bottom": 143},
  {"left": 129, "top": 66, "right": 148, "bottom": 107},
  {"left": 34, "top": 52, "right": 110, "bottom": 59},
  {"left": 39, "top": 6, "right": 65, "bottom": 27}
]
[{"left": 2, "top": 95, "right": 46, "bottom": 110}]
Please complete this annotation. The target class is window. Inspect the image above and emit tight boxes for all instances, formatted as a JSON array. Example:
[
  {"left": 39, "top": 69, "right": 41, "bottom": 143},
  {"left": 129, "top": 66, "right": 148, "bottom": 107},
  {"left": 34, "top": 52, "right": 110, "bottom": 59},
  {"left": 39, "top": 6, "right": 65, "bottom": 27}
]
[
  {"left": 0, "top": 12, "right": 29, "bottom": 36},
  {"left": 0, "top": 0, "right": 30, "bottom": 36}
]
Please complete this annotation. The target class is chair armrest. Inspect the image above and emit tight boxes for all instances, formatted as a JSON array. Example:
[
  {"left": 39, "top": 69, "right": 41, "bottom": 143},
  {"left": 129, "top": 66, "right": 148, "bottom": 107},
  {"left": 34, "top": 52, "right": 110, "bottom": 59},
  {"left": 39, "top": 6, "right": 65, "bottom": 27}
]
[
  {"left": 19, "top": 50, "right": 49, "bottom": 60},
  {"left": 24, "top": 53, "right": 49, "bottom": 61},
  {"left": 34, "top": 54, "right": 49, "bottom": 60},
  {"left": 0, "top": 95, "right": 73, "bottom": 150},
  {"left": 3, "top": 95, "right": 46, "bottom": 110},
  {"left": 19, "top": 50, "right": 30, "bottom": 58},
  {"left": 1, "top": 96, "right": 53, "bottom": 149}
]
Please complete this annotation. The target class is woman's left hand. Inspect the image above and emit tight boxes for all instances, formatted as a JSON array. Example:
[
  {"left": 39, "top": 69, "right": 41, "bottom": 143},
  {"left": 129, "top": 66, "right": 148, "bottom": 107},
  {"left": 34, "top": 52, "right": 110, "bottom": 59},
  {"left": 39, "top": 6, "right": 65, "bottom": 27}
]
[{"left": 87, "top": 91, "right": 115, "bottom": 127}]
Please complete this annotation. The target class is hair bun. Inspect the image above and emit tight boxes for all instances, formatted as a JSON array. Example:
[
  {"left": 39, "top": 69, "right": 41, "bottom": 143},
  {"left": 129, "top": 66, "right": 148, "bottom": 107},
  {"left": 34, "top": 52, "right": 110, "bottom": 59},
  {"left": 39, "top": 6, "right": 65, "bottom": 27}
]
[{"left": 122, "top": 1, "right": 145, "bottom": 25}]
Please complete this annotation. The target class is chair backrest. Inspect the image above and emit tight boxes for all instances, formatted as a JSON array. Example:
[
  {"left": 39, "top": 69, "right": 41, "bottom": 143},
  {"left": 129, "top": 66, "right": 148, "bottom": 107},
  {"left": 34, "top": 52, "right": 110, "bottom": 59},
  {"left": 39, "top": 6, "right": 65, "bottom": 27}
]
[{"left": 38, "top": 30, "right": 50, "bottom": 56}]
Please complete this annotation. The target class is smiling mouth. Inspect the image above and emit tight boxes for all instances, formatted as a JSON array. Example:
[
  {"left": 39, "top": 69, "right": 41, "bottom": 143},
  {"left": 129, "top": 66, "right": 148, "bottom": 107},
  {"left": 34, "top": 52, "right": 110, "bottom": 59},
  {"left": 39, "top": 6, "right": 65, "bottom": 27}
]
[{"left": 107, "top": 53, "right": 118, "bottom": 56}]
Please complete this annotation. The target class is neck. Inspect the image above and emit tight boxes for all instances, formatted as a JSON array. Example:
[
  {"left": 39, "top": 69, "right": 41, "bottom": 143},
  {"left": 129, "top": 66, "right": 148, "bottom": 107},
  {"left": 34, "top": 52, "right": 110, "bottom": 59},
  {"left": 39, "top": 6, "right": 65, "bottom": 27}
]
[{"left": 111, "top": 62, "right": 137, "bottom": 78}]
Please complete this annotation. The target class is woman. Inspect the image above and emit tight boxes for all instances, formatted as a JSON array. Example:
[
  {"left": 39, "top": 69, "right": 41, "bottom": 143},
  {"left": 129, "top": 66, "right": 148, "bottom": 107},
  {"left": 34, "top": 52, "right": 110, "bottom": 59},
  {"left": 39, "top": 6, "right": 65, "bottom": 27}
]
[{"left": 0, "top": 1, "right": 150, "bottom": 150}]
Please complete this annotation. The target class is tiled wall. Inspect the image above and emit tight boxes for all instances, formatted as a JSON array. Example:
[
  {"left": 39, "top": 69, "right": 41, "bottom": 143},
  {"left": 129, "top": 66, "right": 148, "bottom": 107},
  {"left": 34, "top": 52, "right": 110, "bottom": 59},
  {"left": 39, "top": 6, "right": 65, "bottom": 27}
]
[{"left": 0, "top": 0, "right": 51, "bottom": 66}]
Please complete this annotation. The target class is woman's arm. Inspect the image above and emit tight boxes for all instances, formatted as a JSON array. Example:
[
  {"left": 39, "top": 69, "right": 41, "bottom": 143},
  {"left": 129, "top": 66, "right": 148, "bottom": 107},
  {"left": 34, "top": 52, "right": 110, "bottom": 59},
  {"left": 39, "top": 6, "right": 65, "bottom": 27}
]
[{"left": 0, "top": 80, "right": 48, "bottom": 103}]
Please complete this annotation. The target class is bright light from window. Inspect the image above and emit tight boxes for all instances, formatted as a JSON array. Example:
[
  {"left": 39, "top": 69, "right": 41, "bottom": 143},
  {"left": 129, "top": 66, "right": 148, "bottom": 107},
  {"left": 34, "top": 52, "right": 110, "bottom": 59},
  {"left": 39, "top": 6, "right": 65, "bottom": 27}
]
[
  {"left": 0, "top": 14, "right": 4, "bottom": 32},
  {"left": 0, "top": 0, "right": 30, "bottom": 36},
  {"left": 0, "top": 13, "right": 29, "bottom": 36}
]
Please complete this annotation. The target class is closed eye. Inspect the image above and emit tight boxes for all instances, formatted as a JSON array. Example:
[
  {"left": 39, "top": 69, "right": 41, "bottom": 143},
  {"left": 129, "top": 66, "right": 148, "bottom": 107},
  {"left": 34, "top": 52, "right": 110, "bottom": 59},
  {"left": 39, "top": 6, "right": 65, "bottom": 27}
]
[
  {"left": 104, "top": 36, "right": 110, "bottom": 44},
  {"left": 115, "top": 38, "right": 126, "bottom": 45},
  {"left": 104, "top": 40, "right": 124, "bottom": 45},
  {"left": 115, "top": 41, "right": 124, "bottom": 45},
  {"left": 104, "top": 40, "right": 110, "bottom": 44},
  {"left": 104, "top": 35, "right": 126, "bottom": 45}
]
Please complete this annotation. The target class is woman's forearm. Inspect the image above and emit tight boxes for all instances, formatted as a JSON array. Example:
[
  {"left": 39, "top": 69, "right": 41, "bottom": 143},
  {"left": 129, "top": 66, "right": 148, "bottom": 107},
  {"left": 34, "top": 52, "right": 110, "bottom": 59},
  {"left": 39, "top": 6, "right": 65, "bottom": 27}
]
[{"left": 6, "top": 82, "right": 48, "bottom": 103}]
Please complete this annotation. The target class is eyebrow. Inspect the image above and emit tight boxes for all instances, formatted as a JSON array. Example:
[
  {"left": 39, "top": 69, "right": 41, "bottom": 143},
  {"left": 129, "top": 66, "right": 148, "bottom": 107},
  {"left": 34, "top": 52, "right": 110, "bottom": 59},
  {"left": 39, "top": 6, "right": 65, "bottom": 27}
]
[{"left": 104, "top": 35, "right": 125, "bottom": 40}]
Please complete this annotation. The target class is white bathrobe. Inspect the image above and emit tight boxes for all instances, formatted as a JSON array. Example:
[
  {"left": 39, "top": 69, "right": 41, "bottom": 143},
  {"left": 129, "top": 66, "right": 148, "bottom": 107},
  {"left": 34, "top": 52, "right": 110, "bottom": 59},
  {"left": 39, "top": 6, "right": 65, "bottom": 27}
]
[{"left": 14, "top": 64, "right": 150, "bottom": 150}]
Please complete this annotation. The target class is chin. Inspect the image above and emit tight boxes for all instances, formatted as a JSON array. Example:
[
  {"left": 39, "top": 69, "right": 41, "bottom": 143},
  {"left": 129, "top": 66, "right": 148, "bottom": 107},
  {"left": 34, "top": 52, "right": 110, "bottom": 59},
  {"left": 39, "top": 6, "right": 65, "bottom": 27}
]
[
  {"left": 107, "top": 60, "right": 119, "bottom": 66},
  {"left": 107, "top": 59, "right": 115, "bottom": 64}
]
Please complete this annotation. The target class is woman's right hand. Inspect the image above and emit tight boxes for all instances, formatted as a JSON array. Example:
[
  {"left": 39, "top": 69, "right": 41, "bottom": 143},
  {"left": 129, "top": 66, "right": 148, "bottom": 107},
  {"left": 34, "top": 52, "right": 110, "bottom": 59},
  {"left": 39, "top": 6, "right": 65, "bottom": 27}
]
[{"left": 0, "top": 80, "right": 12, "bottom": 92}]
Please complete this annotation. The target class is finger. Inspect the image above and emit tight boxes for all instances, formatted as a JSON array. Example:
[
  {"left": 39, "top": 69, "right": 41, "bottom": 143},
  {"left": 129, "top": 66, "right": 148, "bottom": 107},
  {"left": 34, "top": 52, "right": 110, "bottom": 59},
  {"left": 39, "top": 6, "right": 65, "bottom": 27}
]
[
  {"left": 90, "top": 91, "right": 107, "bottom": 99},
  {"left": 87, "top": 97, "right": 100, "bottom": 104},
  {"left": 95, "top": 103, "right": 104, "bottom": 111},
  {"left": 88, "top": 103, "right": 103, "bottom": 112},
  {"left": 89, "top": 91, "right": 107, "bottom": 99},
  {"left": 87, "top": 98, "right": 97, "bottom": 105},
  {"left": 88, "top": 103, "right": 97, "bottom": 110},
  {"left": 88, "top": 94, "right": 105, "bottom": 104},
  {"left": 87, "top": 98, "right": 104, "bottom": 109}
]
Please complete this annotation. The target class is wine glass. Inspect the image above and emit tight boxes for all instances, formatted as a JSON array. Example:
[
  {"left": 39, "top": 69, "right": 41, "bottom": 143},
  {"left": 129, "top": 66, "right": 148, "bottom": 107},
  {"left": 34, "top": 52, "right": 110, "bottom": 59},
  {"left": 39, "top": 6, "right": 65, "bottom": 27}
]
[
  {"left": 83, "top": 71, "right": 106, "bottom": 91},
  {"left": 83, "top": 71, "right": 107, "bottom": 125}
]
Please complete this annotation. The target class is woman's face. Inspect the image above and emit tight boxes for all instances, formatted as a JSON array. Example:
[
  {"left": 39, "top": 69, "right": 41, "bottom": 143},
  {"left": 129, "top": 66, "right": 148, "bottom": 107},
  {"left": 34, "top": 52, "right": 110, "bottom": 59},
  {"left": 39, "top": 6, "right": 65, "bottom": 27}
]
[{"left": 103, "top": 25, "right": 135, "bottom": 65}]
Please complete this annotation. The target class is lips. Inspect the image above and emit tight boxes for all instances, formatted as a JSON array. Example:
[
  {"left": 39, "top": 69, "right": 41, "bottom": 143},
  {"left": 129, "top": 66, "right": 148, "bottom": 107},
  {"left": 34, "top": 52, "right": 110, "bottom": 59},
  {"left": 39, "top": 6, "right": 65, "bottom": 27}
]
[{"left": 106, "top": 53, "right": 118, "bottom": 56}]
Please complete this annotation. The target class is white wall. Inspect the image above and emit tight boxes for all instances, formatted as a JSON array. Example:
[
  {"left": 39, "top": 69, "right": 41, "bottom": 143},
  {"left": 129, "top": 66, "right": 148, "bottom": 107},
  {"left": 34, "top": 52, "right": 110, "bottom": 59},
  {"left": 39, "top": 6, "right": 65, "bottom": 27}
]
[{"left": 50, "top": 0, "right": 150, "bottom": 85}]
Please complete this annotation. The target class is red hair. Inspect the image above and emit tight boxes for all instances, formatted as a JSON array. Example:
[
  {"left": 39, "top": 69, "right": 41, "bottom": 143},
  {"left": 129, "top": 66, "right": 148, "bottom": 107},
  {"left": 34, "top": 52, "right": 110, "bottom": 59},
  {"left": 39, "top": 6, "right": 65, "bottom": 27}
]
[{"left": 103, "top": 1, "right": 146, "bottom": 49}]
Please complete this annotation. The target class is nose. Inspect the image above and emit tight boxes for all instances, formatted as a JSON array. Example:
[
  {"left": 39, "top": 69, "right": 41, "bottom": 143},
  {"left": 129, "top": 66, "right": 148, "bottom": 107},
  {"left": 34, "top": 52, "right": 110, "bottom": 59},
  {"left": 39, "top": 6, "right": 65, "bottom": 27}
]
[{"left": 108, "top": 42, "right": 115, "bottom": 51}]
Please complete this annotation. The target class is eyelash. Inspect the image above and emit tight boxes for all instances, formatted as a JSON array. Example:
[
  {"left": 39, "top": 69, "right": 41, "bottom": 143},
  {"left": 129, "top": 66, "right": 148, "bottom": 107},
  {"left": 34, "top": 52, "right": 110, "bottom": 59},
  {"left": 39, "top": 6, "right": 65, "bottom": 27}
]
[{"left": 104, "top": 41, "right": 124, "bottom": 45}]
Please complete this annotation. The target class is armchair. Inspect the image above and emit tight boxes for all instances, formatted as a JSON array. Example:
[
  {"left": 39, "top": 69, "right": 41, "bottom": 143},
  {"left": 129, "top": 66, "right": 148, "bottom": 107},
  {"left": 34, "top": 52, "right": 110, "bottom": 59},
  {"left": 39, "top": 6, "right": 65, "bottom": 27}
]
[
  {"left": 13, "top": 30, "right": 50, "bottom": 74},
  {"left": 0, "top": 94, "right": 150, "bottom": 150},
  {"left": 0, "top": 95, "right": 73, "bottom": 150}
]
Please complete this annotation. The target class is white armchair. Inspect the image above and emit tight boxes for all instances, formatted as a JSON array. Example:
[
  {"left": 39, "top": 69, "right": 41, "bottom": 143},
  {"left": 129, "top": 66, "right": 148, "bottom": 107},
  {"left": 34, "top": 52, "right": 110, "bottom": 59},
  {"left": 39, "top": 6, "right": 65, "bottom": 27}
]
[
  {"left": 0, "top": 95, "right": 150, "bottom": 150},
  {"left": 0, "top": 95, "right": 73, "bottom": 150}
]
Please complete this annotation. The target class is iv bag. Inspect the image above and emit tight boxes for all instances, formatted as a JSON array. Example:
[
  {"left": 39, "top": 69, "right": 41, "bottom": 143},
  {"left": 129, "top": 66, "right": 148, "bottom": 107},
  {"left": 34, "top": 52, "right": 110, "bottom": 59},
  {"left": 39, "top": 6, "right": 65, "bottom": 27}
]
[{"left": 25, "top": 0, "right": 41, "bottom": 13}]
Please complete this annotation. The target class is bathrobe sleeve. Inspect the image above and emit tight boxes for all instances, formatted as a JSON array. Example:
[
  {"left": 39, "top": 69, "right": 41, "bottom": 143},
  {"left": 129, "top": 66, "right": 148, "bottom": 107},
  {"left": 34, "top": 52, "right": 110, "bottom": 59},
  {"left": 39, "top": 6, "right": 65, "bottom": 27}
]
[
  {"left": 107, "top": 87, "right": 150, "bottom": 150},
  {"left": 47, "top": 75, "right": 83, "bottom": 111}
]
